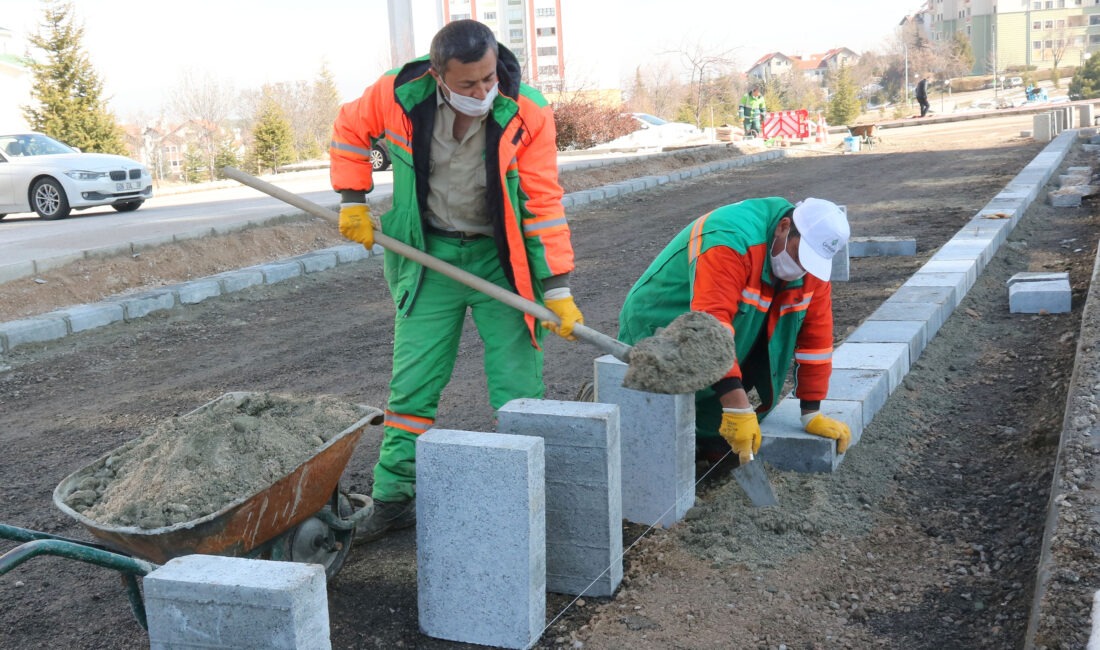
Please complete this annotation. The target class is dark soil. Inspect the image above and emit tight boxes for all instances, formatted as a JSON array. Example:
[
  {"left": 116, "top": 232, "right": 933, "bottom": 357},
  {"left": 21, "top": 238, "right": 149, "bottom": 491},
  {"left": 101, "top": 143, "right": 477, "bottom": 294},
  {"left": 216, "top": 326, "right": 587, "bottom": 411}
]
[{"left": 1, "top": 115, "right": 1097, "bottom": 649}]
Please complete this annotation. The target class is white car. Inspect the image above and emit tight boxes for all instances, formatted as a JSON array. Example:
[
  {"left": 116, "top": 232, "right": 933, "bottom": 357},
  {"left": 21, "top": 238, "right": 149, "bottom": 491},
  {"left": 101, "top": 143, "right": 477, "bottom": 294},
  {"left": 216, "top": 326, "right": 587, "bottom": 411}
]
[
  {"left": 630, "top": 113, "right": 702, "bottom": 138},
  {"left": 0, "top": 132, "right": 152, "bottom": 220}
]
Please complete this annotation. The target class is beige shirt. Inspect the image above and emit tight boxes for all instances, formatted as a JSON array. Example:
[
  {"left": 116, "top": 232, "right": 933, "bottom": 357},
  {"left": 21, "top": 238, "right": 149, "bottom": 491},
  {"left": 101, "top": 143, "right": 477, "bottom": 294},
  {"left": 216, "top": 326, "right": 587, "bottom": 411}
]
[{"left": 424, "top": 89, "right": 493, "bottom": 235}]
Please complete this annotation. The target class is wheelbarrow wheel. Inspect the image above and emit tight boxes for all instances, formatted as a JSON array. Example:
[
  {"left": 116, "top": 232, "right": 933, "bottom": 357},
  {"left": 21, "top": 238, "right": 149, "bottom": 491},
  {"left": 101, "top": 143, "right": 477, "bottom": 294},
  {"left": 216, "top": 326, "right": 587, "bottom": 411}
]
[{"left": 281, "top": 492, "right": 355, "bottom": 579}]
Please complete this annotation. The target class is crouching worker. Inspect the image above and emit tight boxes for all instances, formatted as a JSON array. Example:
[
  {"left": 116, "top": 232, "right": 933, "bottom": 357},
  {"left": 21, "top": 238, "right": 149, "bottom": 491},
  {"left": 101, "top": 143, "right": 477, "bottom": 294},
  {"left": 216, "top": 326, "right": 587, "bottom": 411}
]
[{"left": 618, "top": 197, "right": 852, "bottom": 464}]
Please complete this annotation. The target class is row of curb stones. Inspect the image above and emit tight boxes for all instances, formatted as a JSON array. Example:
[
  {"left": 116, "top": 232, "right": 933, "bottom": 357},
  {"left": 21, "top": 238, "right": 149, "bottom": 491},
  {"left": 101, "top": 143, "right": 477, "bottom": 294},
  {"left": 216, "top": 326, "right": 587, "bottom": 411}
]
[{"left": 0, "top": 148, "right": 791, "bottom": 358}]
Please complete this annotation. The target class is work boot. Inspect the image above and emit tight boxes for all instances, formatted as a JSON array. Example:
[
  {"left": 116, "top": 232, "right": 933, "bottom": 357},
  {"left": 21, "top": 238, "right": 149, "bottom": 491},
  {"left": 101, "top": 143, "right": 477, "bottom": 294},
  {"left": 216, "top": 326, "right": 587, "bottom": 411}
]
[{"left": 356, "top": 497, "right": 416, "bottom": 543}]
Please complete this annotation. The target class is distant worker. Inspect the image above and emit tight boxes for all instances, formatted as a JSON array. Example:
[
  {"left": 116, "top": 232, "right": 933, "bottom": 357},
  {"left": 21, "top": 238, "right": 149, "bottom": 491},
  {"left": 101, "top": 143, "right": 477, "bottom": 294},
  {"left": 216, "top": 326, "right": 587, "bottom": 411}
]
[
  {"left": 915, "top": 74, "right": 930, "bottom": 118},
  {"left": 618, "top": 197, "right": 853, "bottom": 465},
  {"left": 740, "top": 86, "right": 767, "bottom": 137},
  {"left": 329, "top": 19, "right": 584, "bottom": 542}
]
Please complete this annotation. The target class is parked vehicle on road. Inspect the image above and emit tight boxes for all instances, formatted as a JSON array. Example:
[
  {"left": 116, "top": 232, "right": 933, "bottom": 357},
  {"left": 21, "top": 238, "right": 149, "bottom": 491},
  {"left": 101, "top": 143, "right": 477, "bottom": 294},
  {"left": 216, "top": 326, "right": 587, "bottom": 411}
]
[
  {"left": 370, "top": 141, "right": 390, "bottom": 172},
  {"left": 0, "top": 132, "right": 152, "bottom": 221}
]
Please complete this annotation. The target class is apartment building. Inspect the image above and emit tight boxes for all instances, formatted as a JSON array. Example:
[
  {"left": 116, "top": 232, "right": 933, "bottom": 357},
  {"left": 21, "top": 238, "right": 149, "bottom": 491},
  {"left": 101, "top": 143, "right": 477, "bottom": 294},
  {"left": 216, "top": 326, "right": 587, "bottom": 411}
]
[
  {"left": 441, "top": 0, "right": 565, "bottom": 93},
  {"left": 925, "top": 0, "right": 1099, "bottom": 74}
]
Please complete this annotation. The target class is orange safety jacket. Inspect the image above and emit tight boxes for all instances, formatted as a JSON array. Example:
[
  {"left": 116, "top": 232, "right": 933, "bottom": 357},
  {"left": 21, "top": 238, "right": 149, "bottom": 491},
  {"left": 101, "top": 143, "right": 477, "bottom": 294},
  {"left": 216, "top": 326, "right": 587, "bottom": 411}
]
[
  {"left": 329, "top": 47, "right": 573, "bottom": 344},
  {"left": 618, "top": 197, "right": 834, "bottom": 415}
]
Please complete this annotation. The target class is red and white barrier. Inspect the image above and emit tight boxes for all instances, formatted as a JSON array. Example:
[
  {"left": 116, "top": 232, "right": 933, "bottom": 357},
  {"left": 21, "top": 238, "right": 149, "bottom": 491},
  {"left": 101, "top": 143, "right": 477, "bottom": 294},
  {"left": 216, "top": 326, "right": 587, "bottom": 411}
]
[{"left": 762, "top": 109, "right": 810, "bottom": 140}]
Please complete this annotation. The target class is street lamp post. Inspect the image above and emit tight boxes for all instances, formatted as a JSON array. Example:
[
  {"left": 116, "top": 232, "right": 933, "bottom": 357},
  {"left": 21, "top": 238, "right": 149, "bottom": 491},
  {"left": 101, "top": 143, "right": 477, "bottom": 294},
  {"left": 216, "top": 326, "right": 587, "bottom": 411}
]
[{"left": 904, "top": 42, "right": 910, "bottom": 107}]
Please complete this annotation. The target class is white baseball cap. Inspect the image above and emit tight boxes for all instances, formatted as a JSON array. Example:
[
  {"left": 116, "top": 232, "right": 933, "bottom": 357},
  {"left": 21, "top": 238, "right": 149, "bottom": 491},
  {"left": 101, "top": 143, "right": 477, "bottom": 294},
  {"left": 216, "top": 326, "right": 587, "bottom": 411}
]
[{"left": 792, "top": 198, "right": 850, "bottom": 281}]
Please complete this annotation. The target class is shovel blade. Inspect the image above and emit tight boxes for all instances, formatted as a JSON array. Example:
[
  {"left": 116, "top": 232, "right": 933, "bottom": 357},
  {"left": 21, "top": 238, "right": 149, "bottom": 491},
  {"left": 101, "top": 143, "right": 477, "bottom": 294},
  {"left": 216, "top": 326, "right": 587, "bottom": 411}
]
[{"left": 732, "top": 460, "right": 779, "bottom": 507}]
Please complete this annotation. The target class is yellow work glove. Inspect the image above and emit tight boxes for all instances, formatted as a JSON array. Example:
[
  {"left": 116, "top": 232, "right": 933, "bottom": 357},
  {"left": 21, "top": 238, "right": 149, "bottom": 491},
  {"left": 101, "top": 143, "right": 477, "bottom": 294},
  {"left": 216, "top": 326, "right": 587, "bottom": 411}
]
[
  {"left": 801, "top": 412, "right": 851, "bottom": 454},
  {"left": 338, "top": 203, "right": 374, "bottom": 248},
  {"left": 719, "top": 407, "right": 761, "bottom": 465},
  {"left": 541, "top": 292, "right": 584, "bottom": 340}
]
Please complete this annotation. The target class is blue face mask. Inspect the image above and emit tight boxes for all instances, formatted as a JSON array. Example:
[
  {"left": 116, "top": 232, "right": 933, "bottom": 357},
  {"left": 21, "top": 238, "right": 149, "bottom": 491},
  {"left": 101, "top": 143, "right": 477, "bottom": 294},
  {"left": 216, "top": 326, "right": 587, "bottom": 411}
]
[
  {"left": 770, "top": 229, "right": 806, "bottom": 281},
  {"left": 441, "top": 80, "right": 499, "bottom": 117}
]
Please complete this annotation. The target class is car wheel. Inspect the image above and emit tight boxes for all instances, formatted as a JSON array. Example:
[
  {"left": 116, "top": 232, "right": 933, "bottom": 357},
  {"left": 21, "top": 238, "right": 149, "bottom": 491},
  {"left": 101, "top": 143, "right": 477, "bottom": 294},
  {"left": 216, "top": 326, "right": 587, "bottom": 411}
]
[
  {"left": 370, "top": 144, "right": 390, "bottom": 172},
  {"left": 31, "top": 177, "right": 71, "bottom": 220},
  {"left": 112, "top": 200, "right": 144, "bottom": 213}
]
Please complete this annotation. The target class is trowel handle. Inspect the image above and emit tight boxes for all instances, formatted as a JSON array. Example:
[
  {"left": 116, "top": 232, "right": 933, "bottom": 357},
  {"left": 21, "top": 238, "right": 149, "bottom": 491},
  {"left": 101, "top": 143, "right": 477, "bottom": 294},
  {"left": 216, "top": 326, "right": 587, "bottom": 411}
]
[{"left": 222, "top": 167, "right": 633, "bottom": 363}]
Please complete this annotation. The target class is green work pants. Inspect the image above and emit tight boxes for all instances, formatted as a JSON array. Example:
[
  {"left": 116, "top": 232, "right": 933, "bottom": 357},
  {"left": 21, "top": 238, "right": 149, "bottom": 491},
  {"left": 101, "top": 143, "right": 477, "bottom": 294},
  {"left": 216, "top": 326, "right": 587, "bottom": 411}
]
[{"left": 372, "top": 233, "right": 545, "bottom": 502}]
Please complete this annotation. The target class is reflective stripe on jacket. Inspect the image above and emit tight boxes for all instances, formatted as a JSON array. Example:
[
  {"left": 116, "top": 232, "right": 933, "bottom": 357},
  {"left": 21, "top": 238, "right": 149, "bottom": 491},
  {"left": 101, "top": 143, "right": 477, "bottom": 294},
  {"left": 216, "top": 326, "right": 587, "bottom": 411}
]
[
  {"left": 618, "top": 197, "right": 834, "bottom": 415},
  {"left": 329, "top": 47, "right": 573, "bottom": 343}
]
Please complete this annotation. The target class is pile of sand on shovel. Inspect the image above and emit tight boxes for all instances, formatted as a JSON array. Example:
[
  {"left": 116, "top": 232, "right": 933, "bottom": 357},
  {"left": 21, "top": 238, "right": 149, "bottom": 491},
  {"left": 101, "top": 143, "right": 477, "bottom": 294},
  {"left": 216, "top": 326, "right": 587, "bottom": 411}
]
[{"left": 622, "top": 311, "right": 736, "bottom": 394}]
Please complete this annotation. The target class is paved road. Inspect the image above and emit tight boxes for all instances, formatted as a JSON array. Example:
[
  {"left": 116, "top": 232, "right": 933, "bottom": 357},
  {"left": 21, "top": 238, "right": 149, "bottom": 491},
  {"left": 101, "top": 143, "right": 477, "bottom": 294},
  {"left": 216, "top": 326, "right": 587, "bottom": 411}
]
[{"left": 0, "top": 149, "right": 666, "bottom": 283}]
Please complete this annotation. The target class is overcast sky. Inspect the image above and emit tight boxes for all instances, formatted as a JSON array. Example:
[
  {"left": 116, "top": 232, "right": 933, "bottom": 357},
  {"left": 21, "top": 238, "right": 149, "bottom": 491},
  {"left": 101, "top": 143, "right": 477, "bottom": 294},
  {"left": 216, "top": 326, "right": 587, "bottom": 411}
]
[{"left": 1, "top": 0, "right": 922, "bottom": 118}]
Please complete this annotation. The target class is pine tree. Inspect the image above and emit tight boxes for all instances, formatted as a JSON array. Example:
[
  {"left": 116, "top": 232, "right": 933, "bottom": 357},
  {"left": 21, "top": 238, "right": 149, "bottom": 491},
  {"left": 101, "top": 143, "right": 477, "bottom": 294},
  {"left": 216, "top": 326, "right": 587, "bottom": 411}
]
[
  {"left": 213, "top": 139, "right": 241, "bottom": 180},
  {"left": 251, "top": 97, "right": 294, "bottom": 174},
  {"left": 1069, "top": 54, "right": 1100, "bottom": 100},
  {"left": 22, "top": 1, "right": 126, "bottom": 155},
  {"left": 826, "top": 65, "right": 860, "bottom": 126},
  {"left": 308, "top": 63, "right": 342, "bottom": 159}
]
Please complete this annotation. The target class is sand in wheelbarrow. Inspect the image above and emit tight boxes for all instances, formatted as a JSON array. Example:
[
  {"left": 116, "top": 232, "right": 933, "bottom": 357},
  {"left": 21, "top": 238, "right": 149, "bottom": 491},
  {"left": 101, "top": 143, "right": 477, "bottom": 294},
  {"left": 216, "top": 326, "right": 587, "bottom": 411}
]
[
  {"left": 623, "top": 311, "right": 736, "bottom": 394},
  {"left": 65, "top": 393, "right": 368, "bottom": 530}
]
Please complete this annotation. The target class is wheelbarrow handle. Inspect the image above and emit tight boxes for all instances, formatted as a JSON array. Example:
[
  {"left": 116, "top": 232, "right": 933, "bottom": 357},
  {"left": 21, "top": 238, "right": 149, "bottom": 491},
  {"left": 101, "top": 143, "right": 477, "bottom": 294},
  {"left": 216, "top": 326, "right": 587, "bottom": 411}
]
[{"left": 221, "top": 167, "right": 632, "bottom": 362}]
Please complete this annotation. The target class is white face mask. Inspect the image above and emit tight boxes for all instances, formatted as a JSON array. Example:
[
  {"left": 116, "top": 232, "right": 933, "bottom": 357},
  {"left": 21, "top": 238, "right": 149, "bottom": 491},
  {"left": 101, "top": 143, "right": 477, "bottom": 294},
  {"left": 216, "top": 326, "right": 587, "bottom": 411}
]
[
  {"left": 441, "top": 80, "right": 499, "bottom": 117},
  {"left": 770, "top": 229, "right": 806, "bottom": 281}
]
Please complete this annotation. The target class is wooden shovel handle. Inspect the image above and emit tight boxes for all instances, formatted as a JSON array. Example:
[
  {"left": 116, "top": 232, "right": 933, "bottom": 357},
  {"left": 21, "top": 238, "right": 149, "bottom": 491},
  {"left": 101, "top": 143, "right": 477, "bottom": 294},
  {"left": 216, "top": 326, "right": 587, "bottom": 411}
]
[{"left": 222, "top": 167, "right": 632, "bottom": 362}]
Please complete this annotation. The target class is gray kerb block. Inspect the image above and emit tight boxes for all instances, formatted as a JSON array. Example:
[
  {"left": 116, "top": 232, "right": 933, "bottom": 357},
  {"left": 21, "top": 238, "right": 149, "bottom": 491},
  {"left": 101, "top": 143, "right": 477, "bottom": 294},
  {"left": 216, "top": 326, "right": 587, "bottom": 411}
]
[
  {"left": 594, "top": 355, "right": 695, "bottom": 528},
  {"left": 867, "top": 286, "right": 955, "bottom": 340},
  {"left": 144, "top": 555, "right": 330, "bottom": 650},
  {"left": 0, "top": 316, "right": 69, "bottom": 353},
  {"left": 901, "top": 272, "right": 969, "bottom": 309},
  {"left": 831, "top": 342, "right": 911, "bottom": 395},
  {"left": 848, "top": 236, "right": 916, "bottom": 257},
  {"left": 1007, "top": 272, "right": 1071, "bottom": 314},
  {"left": 831, "top": 204, "right": 849, "bottom": 282},
  {"left": 843, "top": 320, "right": 928, "bottom": 368},
  {"left": 758, "top": 397, "right": 861, "bottom": 473},
  {"left": 497, "top": 399, "right": 623, "bottom": 598},
  {"left": 108, "top": 289, "right": 176, "bottom": 320},
  {"left": 823, "top": 367, "right": 891, "bottom": 427},
  {"left": 53, "top": 303, "right": 125, "bottom": 334},
  {"left": 417, "top": 429, "right": 546, "bottom": 650}
]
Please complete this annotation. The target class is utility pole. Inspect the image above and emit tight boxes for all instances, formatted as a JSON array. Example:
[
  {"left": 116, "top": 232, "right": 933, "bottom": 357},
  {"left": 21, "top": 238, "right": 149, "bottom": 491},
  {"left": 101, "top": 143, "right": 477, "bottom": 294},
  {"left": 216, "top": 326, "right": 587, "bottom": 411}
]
[
  {"left": 387, "top": 0, "right": 443, "bottom": 68},
  {"left": 904, "top": 42, "right": 909, "bottom": 108}
]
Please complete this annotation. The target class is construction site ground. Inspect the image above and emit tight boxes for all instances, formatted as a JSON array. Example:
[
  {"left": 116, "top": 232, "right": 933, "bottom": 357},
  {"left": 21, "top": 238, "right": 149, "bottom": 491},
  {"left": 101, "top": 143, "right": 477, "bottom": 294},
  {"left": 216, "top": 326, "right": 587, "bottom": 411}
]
[{"left": 1, "top": 114, "right": 1098, "bottom": 649}]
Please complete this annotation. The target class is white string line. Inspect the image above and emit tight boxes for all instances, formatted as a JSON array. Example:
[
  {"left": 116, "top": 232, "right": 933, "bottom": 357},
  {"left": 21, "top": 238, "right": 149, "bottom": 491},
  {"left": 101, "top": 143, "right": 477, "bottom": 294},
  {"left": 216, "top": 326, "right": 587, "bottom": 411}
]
[{"left": 540, "top": 448, "right": 734, "bottom": 636}]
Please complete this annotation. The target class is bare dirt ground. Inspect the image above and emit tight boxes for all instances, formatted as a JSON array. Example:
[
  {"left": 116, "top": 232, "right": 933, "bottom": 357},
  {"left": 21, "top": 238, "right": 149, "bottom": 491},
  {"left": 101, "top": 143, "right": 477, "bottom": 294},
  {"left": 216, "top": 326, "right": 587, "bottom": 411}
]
[{"left": 2, "top": 115, "right": 1098, "bottom": 649}]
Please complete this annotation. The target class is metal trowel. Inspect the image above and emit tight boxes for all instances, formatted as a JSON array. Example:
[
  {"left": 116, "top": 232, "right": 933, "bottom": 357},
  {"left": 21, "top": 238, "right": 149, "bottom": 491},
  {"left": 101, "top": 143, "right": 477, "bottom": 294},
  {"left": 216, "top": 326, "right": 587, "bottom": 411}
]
[{"left": 732, "top": 452, "right": 778, "bottom": 507}]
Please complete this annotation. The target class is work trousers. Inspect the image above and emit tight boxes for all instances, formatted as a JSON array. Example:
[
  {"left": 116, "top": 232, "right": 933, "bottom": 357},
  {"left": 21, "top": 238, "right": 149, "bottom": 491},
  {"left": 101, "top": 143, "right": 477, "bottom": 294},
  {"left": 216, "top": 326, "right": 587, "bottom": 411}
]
[{"left": 372, "top": 233, "right": 545, "bottom": 502}]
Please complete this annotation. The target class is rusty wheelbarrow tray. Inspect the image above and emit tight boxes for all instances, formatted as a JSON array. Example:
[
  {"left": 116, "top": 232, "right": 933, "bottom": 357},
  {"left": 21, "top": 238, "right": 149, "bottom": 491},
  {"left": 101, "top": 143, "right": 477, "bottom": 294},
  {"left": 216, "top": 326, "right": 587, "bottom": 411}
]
[
  {"left": 2, "top": 392, "right": 382, "bottom": 631},
  {"left": 847, "top": 123, "right": 880, "bottom": 149},
  {"left": 51, "top": 391, "right": 383, "bottom": 571}
]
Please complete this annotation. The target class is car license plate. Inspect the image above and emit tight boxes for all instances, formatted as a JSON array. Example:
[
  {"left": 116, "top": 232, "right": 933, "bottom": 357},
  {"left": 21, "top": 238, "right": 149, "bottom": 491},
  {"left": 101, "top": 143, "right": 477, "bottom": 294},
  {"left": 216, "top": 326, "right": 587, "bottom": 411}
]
[{"left": 116, "top": 181, "right": 140, "bottom": 190}]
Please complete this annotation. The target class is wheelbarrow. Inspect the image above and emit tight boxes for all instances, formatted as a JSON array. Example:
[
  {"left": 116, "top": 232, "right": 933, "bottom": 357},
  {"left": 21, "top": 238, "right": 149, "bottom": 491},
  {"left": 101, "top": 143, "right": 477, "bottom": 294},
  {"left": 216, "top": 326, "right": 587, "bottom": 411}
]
[
  {"left": 0, "top": 392, "right": 384, "bottom": 629},
  {"left": 847, "top": 123, "right": 879, "bottom": 150}
]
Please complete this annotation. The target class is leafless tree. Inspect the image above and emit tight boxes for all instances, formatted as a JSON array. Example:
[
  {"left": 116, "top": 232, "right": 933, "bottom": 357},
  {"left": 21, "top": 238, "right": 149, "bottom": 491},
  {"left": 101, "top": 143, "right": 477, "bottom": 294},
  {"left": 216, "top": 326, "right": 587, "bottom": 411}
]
[
  {"left": 625, "top": 60, "right": 687, "bottom": 119},
  {"left": 662, "top": 39, "right": 740, "bottom": 127},
  {"left": 1041, "top": 23, "right": 1076, "bottom": 88},
  {"left": 169, "top": 70, "right": 236, "bottom": 181}
]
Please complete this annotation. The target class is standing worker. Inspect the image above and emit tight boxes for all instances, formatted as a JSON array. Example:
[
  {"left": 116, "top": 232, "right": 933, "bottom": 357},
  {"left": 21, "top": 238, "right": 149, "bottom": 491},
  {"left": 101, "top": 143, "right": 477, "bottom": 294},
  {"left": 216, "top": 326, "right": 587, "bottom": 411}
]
[
  {"left": 618, "top": 197, "right": 852, "bottom": 464},
  {"left": 740, "top": 86, "right": 767, "bottom": 138},
  {"left": 330, "top": 19, "right": 584, "bottom": 541},
  {"left": 915, "top": 74, "right": 930, "bottom": 118}
]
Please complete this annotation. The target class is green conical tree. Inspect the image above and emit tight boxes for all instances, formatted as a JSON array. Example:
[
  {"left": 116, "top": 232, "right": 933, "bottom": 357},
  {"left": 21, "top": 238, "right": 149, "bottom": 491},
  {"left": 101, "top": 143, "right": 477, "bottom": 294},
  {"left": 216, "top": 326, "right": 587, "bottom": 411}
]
[
  {"left": 22, "top": 1, "right": 126, "bottom": 154},
  {"left": 1069, "top": 54, "right": 1100, "bottom": 100},
  {"left": 251, "top": 96, "right": 294, "bottom": 174},
  {"left": 826, "top": 65, "right": 860, "bottom": 126}
]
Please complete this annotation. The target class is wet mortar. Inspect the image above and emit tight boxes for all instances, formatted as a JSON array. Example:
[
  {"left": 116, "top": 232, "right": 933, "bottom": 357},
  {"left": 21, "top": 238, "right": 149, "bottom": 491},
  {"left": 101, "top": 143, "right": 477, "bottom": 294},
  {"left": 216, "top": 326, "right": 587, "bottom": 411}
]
[{"left": 622, "top": 310, "right": 736, "bottom": 394}]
